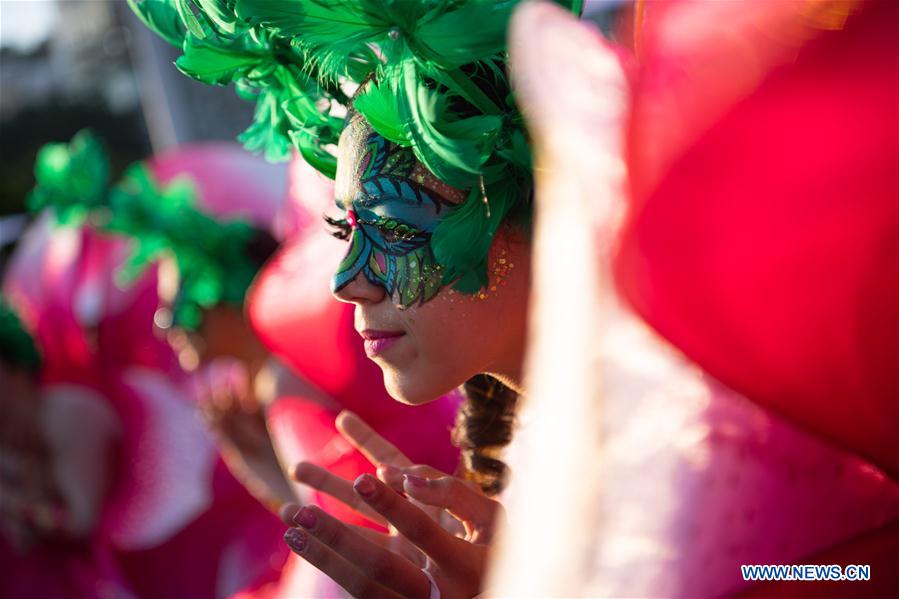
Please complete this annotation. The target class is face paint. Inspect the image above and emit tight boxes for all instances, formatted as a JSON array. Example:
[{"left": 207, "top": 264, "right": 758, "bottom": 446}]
[{"left": 330, "top": 124, "right": 464, "bottom": 308}]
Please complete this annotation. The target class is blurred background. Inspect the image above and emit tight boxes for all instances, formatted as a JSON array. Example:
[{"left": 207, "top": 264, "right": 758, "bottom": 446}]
[{"left": 0, "top": 0, "right": 254, "bottom": 264}]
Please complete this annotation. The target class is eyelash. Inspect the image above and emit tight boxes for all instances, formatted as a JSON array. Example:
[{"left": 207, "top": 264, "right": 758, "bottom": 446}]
[{"left": 323, "top": 215, "right": 351, "bottom": 240}]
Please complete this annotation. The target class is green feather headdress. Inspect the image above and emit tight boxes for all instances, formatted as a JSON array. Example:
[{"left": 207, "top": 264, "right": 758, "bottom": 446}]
[
  {"left": 28, "top": 130, "right": 261, "bottom": 330},
  {"left": 128, "top": 0, "right": 584, "bottom": 292},
  {"left": 0, "top": 296, "right": 42, "bottom": 373}
]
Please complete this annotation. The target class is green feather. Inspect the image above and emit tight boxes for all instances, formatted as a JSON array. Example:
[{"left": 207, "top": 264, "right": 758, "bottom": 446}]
[
  {"left": 411, "top": 1, "right": 513, "bottom": 70},
  {"left": 127, "top": 0, "right": 188, "bottom": 47},
  {"left": 397, "top": 62, "right": 501, "bottom": 188},
  {"left": 194, "top": 0, "right": 242, "bottom": 34},
  {"left": 176, "top": 0, "right": 209, "bottom": 38},
  {"left": 289, "top": 130, "right": 338, "bottom": 178},
  {"left": 0, "top": 296, "right": 42, "bottom": 373},
  {"left": 176, "top": 35, "right": 269, "bottom": 85},
  {"left": 352, "top": 80, "right": 410, "bottom": 145},
  {"left": 431, "top": 180, "right": 516, "bottom": 292},
  {"left": 238, "top": 88, "right": 294, "bottom": 162},
  {"left": 27, "top": 130, "right": 110, "bottom": 225}
]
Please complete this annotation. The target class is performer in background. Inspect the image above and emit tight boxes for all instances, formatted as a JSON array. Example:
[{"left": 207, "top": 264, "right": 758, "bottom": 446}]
[{"left": 2, "top": 133, "right": 287, "bottom": 598}]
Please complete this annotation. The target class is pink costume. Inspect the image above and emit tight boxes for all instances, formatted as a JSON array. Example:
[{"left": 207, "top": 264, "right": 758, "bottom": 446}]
[
  {"left": 1, "top": 145, "right": 292, "bottom": 598},
  {"left": 618, "top": 1, "right": 899, "bottom": 593},
  {"left": 496, "top": 1, "right": 898, "bottom": 596},
  {"left": 244, "top": 157, "right": 461, "bottom": 597}
]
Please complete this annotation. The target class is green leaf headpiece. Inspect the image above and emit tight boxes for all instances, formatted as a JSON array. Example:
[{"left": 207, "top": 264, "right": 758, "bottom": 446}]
[
  {"left": 127, "top": 0, "right": 584, "bottom": 292},
  {"left": 28, "top": 130, "right": 262, "bottom": 330},
  {"left": 0, "top": 296, "right": 42, "bottom": 373}
]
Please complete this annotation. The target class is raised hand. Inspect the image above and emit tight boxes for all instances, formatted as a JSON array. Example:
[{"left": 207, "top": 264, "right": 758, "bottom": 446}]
[
  {"left": 283, "top": 410, "right": 504, "bottom": 598},
  {"left": 195, "top": 360, "right": 296, "bottom": 508}
]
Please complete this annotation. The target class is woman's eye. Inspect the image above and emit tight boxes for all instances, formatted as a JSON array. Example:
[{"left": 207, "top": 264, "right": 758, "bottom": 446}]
[{"left": 322, "top": 215, "right": 351, "bottom": 241}]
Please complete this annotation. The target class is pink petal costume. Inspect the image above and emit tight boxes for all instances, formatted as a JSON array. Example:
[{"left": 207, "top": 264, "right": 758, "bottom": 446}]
[
  {"left": 244, "top": 157, "right": 462, "bottom": 597},
  {"left": 115, "top": 144, "right": 294, "bottom": 599},
  {"left": 492, "top": 1, "right": 898, "bottom": 596},
  {"left": 619, "top": 0, "right": 899, "bottom": 593},
  {"left": 1, "top": 145, "right": 292, "bottom": 598}
]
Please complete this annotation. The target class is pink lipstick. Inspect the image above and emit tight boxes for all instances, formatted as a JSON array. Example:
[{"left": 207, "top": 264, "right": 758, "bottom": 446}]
[{"left": 359, "top": 329, "right": 405, "bottom": 357}]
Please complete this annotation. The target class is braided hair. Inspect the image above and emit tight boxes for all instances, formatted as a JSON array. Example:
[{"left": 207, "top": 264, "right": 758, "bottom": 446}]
[{"left": 453, "top": 374, "right": 518, "bottom": 496}]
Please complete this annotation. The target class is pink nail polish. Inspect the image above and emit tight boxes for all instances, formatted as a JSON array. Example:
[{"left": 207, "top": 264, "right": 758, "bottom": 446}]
[
  {"left": 354, "top": 475, "right": 376, "bottom": 498},
  {"left": 404, "top": 474, "right": 429, "bottom": 488},
  {"left": 284, "top": 528, "right": 307, "bottom": 553},
  {"left": 294, "top": 507, "right": 317, "bottom": 530}
]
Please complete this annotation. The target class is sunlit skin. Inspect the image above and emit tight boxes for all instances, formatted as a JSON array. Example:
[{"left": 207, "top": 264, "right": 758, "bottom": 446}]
[{"left": 330, "top": 115, "right": 531, "bottom": 405}]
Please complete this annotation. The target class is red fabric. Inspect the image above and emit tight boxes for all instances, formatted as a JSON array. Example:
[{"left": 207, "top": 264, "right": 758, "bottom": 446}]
[{"left": 619, "top": 0, "right": 898, "bottom": 476}]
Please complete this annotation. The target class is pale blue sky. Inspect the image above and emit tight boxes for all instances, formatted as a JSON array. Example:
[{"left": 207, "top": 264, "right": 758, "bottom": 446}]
[{"left": 0, "top": 0, "right": 59, "bottom": 51}]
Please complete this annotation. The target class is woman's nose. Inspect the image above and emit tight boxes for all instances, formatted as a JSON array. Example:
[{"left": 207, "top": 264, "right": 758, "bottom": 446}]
[{"left": 331, "top": 268, "right": 386, "bottom": 305}]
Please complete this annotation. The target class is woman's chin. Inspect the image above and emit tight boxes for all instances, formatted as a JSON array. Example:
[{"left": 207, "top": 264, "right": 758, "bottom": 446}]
[
  {"left": 380, "top": 367, "right": 454, "bottom": 406},
  {"left": 382, "top": 374, "right": 434, "bottom": 405}
]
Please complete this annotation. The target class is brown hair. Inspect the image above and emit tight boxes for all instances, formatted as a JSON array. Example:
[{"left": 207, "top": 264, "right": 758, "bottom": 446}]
[{"left": 452, "top": 374, "right": 518, "bottom": 496}]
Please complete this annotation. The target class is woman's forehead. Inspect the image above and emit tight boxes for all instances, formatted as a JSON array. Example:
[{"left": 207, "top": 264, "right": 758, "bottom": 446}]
[{"left": 335, "top": 116, "right": 467, "bottom": 210}]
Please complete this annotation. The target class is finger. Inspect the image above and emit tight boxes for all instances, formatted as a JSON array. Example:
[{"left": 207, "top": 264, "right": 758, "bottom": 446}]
[
  {"left": 378, "top": 464, "right": 448, "bottom": 492},
  {"left": 281, "top": 502, "right": 412, "bottom": 560},
  {"left": 353, "top": 474, "right": 465, "bottom": 566},
  {"left": 294, "top": 505, "right": 430, "bottom": 598},
  {"left": 377, "top": 464, "right": 456, "bottom": 529},
  {"left": 376, "top": 463, "right": 406, "bottom": 493},
  {"left": 293, "top": 462, "right": 387, "bottom": 526},
  {"left": 403, "top": 475, "right": 498, "bottom": 526},
  {"left": 279, "top": 502, "right": 301, "bottom": 526},
  {"left": 283, "top": 528, "right": 408, "bottom": 599},
  {"left": 336, "top": 411, "right": 412, "bottom": 468}
]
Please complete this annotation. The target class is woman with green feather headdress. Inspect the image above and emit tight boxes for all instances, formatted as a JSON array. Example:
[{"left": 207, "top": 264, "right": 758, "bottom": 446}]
[
  {"left": 129, "top": 0, "right": 585, "bottom": 596},
  {"left": 26, "top": 129, "right": 307, "bottom": 511},
  {"left": 26, "top": 129, "right": 287, "bottom": 362}
]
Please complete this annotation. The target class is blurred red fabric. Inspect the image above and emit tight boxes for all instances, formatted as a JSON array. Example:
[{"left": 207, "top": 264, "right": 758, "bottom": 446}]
[{"left": 619, "top": 0, "right": 898, "bottom": 476}]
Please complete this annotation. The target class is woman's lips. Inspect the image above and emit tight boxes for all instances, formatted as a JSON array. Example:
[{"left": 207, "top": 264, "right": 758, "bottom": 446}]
[{"left": 359, "top": 329, "right": 406, "bottom": 358}]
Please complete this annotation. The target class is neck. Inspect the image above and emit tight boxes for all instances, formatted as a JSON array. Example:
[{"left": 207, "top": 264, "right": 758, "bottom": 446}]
[{"left": 487, "top": 340, "right": 526, "bottom": 395}]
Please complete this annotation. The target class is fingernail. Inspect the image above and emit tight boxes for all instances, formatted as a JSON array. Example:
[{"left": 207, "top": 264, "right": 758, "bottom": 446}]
[
  {"left": 354, "top": 475, "right": 376, "bottom": 499},
  {"left": 294, "top": 507, "right": 317, "bottom": 530},
  {"left": 284, "top": 528, "right": 307, "bottom": 553},
  {"left": 404, "top": 474, "right": 429, "bottom": 488}
]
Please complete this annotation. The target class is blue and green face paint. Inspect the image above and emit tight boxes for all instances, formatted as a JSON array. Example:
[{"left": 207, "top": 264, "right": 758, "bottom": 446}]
[{"left": 329, "top": 116, "right": 467, "bottom": 308}]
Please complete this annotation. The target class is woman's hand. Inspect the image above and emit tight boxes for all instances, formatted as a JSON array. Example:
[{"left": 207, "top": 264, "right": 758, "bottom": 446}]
[
  {"left": 195, "top": 360, "right": 297, "bottom": 508},
  {"left": 282, "top": 410, "right": 503, "bottom": 598}
]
